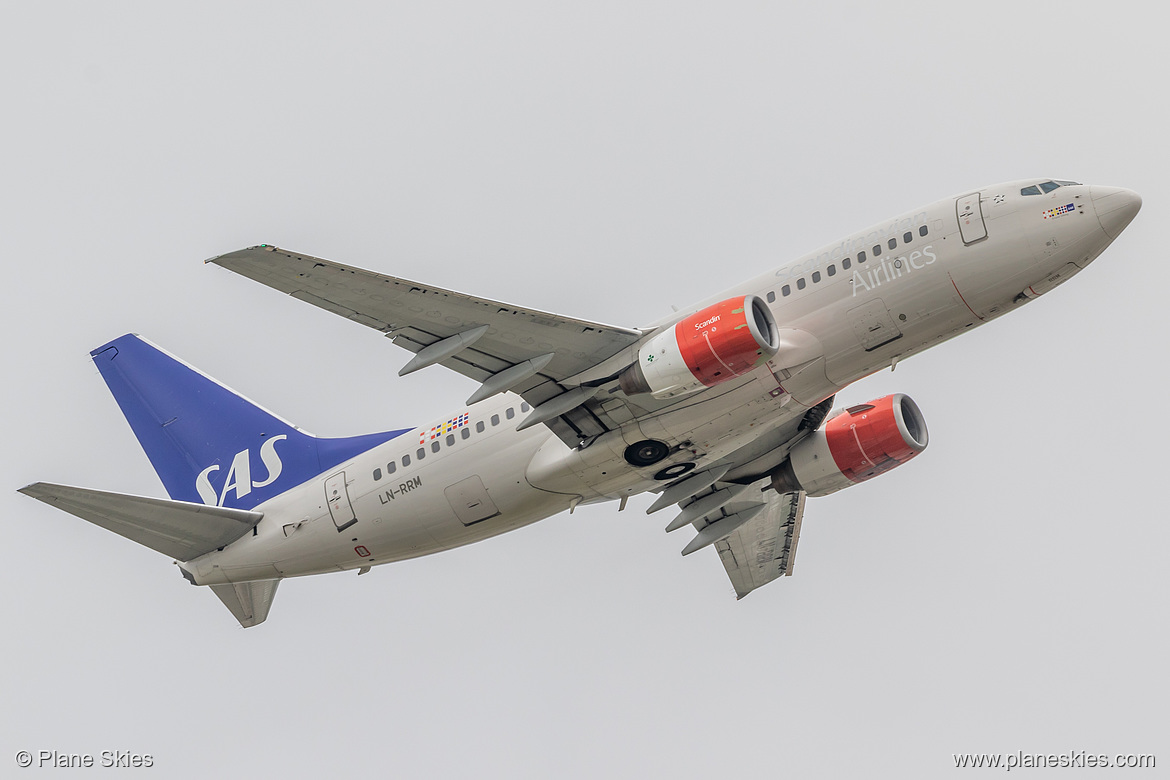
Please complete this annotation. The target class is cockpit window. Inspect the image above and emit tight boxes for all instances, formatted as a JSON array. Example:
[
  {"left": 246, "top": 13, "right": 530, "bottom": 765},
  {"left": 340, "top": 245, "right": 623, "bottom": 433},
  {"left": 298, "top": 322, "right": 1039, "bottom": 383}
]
[{"left": 1021, "top": 179, "right": 1079, "bottom": 196}]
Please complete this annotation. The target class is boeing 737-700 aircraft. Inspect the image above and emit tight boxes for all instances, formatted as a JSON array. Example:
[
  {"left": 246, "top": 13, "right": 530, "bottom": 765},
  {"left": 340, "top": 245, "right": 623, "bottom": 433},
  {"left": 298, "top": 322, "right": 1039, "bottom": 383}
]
[{"left": 20, "top": 179, "right": 1140, "bottom": 626}]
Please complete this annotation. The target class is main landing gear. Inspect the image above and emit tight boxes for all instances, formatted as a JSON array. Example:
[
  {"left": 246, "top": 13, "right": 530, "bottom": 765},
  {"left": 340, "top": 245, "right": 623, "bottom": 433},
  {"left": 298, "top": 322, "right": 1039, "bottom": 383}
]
[
  {"left": 623, "top": 439, "right": 670, "bottom": 467},
  {"left": 624, "top": 439, "right": 698, "bottom": 481}
]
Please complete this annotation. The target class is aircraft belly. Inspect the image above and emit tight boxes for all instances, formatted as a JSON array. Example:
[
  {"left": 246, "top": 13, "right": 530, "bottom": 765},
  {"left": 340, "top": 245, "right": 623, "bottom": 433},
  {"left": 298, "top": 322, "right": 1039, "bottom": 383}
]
[
  {"left": 526, "top": 432, "right": 631, "bottom": 499},
  {"left": 527, "top": 371, "right": 817, "bottom": 501}
]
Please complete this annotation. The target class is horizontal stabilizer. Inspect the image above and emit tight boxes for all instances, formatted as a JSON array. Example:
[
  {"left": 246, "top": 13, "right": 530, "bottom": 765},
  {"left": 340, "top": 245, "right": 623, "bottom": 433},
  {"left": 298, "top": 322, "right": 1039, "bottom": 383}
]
[
  {"left": 211, "top": 579, "right": 280, "bottom": 628},
  {"left": 19, "top": 482, "right": 262, "bottom": 561}
]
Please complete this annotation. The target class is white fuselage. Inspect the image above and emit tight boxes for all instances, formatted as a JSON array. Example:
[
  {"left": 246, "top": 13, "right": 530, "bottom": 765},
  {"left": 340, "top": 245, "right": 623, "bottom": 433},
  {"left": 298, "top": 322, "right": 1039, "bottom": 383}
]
[{"left": 185, "top": 180, "right": 1131, "bottom": 586}]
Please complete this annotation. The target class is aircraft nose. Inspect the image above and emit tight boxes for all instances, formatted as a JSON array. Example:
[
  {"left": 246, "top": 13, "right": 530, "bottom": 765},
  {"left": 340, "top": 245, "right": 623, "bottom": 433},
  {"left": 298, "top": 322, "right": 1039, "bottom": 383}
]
[{"left": 1090, "top": 186, "right": 1142, "bottom": 239}]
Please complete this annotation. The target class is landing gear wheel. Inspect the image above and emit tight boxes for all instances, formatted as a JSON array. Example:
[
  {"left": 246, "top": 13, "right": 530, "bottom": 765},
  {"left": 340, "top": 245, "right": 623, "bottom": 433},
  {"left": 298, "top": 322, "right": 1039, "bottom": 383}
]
[
  {"left": 624, "top": 439, "right": 670, "bottom": 467},
  {"left": 654, "top": 462, "right": 696, "bottom": 481}
]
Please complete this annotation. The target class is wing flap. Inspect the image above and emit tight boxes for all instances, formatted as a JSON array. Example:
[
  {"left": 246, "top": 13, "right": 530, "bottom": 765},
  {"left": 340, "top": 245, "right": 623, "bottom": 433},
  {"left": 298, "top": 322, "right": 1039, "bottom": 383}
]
[
  {"left": 19, "top": 483, "right": 262, "bottom": 561},
  {"left": 714, "top": 490, "right": 806, "bottom": 598},
  {"left": 289, "top": 290, "right": 393, "bottom": 331}
]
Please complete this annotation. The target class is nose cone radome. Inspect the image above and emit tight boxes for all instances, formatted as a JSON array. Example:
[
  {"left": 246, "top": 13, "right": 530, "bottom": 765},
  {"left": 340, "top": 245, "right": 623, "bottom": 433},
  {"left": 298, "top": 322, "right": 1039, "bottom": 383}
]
[{"left": 1090, "top": 186, "right": 1142, "bottom": 239}]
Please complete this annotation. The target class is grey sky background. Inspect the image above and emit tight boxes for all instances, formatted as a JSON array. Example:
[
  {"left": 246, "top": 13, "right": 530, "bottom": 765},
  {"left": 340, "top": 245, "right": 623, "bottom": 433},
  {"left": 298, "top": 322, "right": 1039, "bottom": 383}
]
[{"left": 3, "top": 2, "right": 1166, "bottom": 777}]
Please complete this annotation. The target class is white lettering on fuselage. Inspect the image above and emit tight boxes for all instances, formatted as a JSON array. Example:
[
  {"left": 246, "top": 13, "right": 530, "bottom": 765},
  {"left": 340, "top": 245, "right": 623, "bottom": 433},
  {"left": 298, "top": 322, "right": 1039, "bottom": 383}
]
[
  {"left": 195, "top": 434, "right": 287, "bottom": 506},
  {"left": 852, "top": 245, "right": 936, "bottom": 296},
  {"left": 776, "top": 211, "right": 929, "bottom": 282}
]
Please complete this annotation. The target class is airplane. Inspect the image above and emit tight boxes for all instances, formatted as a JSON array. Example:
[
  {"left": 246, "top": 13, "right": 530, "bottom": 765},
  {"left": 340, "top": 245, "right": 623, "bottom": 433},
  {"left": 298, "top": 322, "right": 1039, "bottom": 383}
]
[{"left": 19, "top": 179, "right": 1141, "bottom": 627}]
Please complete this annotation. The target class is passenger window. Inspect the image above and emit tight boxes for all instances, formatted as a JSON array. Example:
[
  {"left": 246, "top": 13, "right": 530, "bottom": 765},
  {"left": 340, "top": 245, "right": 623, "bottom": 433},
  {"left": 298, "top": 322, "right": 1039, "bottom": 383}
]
[
  {"left": 476, "top": 421, "right": 485, "bottom": 433},
  {"left": 858, "top": 251, "right": 867, "bottom": 263},
  {"left": 402, "top": 454, "right": 410, "bottom": 467},
  {"left": 766, "top": 291, "right": 775, "bottom": 303},
  {"left": 1020, "top": 185, "right": 1041, "bottom": 196},
  {"left": 521, "top": 402, "right": 530, "bottom": 412},
  {"left": 827, "top": 265, "right": 836, "bottom": 277},
  {"left": 873, "top": 244, "right": 882, "bottom": 256},
  {"left": 387, "top": 461, "right": 397, "bottom": 475},
  {"left": 446, "top": 434, "right": 455, "bottom": 446},
  {"left": 811, "top": 271, "right": 821, "bottom": 283},
  {"left": 843, "top": 258, "right": 851, "bottom": 270},
  {"left": 1039, "top": 181, "right": 1060, "bottom": 193},
  {"left": 797, "top": 278, "right": 806, "bottom": 290},
  {"left": 432, "top": 441, "right": 441, "bottom": 453},
  {"left": 373, "top": 468, "right": 382, "bottom": 481},
  {"left": 903, "top": 231, "right": 912, "bottom": 243},
  {"left": 461, "top": 428, "right": 471, "bottom": 440},
  {"left": 491, "top": 414, "right": 500, "bottom": 426},
  {"left": 781, "top": 284, "right": 791, "bottom": 296},
  {"left": 506, "top": 407, "right": 515, "bottom": 420},
  {"left": 919, "top": 225, "right": 929, "bottom": 237},
  {"left": 888, "top": 238, "right": 897, "bottom": 250},
  {"left": 416, "top": 448, "right": 425, "bottom": 461}
]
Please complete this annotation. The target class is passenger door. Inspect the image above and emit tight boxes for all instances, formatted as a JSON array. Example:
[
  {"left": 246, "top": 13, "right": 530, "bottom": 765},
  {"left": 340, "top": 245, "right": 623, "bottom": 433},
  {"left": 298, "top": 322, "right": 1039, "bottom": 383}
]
[
  {"left": 325, "top": 471, "right": 357, "bottom": 532},
  {"left": 956, "top": 193, "right": 988, "bottom": 245}
]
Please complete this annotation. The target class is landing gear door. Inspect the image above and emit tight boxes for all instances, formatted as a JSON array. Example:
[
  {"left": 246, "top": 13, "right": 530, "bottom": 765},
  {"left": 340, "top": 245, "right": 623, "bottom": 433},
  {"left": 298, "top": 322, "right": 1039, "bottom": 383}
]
[
  {"left": 325, "top": 471, "right": 357, "bottom": 532},
  {"left": 956, "top": 193, "right": 988, "bottom": 245}
]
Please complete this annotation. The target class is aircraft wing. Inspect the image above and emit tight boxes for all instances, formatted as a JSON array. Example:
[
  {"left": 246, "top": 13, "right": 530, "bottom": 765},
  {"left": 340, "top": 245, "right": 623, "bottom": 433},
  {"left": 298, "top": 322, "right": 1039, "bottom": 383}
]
[
  {"left": 208, "top": 246, "right": 645, "bottom": 442},
  {"left": 713, "top": 490, "right": 806, "bottom": 599}
]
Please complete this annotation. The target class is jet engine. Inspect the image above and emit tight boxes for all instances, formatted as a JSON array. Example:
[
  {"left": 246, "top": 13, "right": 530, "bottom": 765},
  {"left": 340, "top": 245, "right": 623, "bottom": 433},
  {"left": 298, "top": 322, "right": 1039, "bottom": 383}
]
[
  {"left": 619, "top": 295, "right": 779, "bottom": 399},
  {"left": 769, "top": 394, "right": 928, "bottom": 497}
]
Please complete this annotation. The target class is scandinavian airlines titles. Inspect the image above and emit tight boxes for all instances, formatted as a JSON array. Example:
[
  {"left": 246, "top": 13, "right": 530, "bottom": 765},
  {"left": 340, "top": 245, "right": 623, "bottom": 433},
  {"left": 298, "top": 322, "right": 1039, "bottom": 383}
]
[{"left": 851, "top": 245, "right": 936, "bottom": 296}]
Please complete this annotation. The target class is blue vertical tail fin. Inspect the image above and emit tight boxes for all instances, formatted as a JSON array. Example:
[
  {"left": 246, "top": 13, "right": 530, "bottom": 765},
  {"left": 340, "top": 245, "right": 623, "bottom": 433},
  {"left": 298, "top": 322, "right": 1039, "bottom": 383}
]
[{"left": 92, "top": 334, "right": 409, "bottom": 510}]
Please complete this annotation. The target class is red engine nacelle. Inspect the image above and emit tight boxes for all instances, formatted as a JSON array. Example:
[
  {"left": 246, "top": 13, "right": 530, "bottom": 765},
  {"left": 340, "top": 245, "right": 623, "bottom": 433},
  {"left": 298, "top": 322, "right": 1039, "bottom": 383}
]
[
  {"left": 769, "top": 394, "right": 929, "bottom": 497},
  {"left": 619, "top": 295, "right": 779, "bottom": 399}
]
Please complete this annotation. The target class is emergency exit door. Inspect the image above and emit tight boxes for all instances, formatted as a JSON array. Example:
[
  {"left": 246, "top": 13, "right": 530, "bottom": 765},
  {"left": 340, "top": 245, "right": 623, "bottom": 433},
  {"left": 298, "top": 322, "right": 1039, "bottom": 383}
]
[
  {"left": 444, "top": 476, "right": 501, "bottom": 526},
  {"left": 847, "top": 298, "right": 903, "bottom": 352}
]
